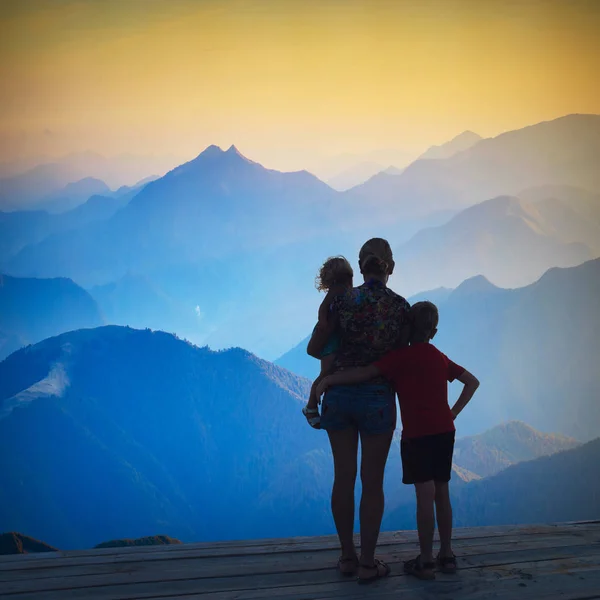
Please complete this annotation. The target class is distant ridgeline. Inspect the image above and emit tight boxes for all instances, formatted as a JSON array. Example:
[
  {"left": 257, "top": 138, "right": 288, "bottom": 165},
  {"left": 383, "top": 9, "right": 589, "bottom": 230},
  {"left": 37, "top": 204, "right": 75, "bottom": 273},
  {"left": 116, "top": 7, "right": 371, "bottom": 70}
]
[
  {"left": 0, "top": 533, "right": 57, "bottom": 556},
  {"left": 0, "top": 533, "right": 181, "bottom": 555},
  {"left": 1, "top": 114, "right": 599, "bottom": 359},
  {"left": 0, "top": 274, "right": 103, "bottom": 361}
]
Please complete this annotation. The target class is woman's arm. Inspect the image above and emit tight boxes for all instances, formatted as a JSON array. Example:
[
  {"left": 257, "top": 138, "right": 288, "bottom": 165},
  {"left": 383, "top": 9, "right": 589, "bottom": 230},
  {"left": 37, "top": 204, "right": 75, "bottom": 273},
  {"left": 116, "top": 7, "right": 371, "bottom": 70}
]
[
  {"left": 306, "top": 292, "right": 338, "bottom": 358},
  {"left": 307, "top": 319, "right": 335, "bottom": 358},
  {"left": 315, "top": 364, "right": 381, "bottom": 397}
]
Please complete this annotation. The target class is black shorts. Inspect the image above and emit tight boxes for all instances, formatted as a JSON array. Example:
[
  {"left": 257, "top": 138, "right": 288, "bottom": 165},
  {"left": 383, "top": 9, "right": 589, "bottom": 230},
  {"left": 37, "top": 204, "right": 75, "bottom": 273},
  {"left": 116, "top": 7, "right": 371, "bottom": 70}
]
[{"left": 400, "top": 431, "right": 455, "bottom": 484}]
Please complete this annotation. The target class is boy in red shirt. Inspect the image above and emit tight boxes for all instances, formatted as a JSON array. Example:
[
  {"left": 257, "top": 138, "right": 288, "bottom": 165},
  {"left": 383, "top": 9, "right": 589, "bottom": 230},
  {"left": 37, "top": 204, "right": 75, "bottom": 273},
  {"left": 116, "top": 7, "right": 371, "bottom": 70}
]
[{"left": 316, "top": 301, "right": 479, "bottom": 580}]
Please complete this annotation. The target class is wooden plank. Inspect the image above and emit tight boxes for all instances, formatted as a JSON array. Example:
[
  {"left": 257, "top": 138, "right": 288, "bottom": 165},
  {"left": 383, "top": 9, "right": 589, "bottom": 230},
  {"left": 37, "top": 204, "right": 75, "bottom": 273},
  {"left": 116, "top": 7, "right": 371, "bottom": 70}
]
[
  {"left": 4, "top": 554, "right": 600, "bottom": 600},
  {"left": 203, "top": 565, "right": 600, "bottom": 600},
  {"left": 1, "top": 529, "right": 597, "bottom": 584},
  {"left": 2, "top": 536, "right": 599, "bottom": 598},
  {"left": 2, "top": 522, "right": 599, "bottom": 572},
  {"left": 3, "top": 521, "right": 597, "bottom": 565},
  {"left": 2, "top": 526, "right": 598, "bottom": 583},
  {"left": 158, "top": 561, "right": 600, "bottom": 600}
]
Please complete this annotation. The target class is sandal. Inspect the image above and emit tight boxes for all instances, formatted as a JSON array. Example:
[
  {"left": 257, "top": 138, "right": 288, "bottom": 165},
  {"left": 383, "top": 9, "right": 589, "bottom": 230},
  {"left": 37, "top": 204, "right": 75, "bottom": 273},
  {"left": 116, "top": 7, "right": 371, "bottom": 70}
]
[
  {"left": 338, "top": 555, "right": 359, "bottom": 576},
  {"left": 357, "top": 558, "right": 391, "bottom": 584},
  {"left": 404, "top": 555, "right": 436, "bottom": 580},
  {"left": 302, "top": 406, "right": 321, "bottom": 429},
  {"left": 437, "top": 552, "right": 457, "bottom": 574}
]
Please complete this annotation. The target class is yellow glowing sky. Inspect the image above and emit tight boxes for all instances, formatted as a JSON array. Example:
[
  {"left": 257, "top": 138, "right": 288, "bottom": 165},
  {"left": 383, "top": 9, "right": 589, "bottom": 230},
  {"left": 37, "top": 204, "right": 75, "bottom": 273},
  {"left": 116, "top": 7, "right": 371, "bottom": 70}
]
[{"left": 1, "top": 0, "right": 599, "bottom": 172}]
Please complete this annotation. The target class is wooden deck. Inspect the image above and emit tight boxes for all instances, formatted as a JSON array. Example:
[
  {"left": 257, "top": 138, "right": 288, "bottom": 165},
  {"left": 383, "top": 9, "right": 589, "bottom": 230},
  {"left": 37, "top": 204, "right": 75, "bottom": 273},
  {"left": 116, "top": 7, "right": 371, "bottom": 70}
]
[{"left": 1, "top": 522, "right": 600, "bottom": 600}]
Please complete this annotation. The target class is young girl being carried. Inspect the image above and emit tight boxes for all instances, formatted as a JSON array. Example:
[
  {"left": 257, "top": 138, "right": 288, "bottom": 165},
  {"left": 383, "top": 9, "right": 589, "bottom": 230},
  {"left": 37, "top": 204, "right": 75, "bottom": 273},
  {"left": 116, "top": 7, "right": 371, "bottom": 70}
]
[{"left": 302, "top": 256, "right": 354, "bottom": 429}]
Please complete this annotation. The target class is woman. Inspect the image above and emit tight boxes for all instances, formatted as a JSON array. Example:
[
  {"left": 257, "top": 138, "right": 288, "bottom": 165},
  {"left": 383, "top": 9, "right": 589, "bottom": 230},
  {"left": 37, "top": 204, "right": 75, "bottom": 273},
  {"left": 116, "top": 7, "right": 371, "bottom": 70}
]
[{"left": 307, "top": 237, "right": 411, "bottom": 583}]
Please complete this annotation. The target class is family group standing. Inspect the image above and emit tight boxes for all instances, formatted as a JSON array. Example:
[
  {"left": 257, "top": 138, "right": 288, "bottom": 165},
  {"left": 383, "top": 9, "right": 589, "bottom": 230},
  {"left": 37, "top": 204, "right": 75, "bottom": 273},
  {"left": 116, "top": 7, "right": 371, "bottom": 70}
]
[{"left": 302, "top": 238, "right": 480, "bottom": 584}]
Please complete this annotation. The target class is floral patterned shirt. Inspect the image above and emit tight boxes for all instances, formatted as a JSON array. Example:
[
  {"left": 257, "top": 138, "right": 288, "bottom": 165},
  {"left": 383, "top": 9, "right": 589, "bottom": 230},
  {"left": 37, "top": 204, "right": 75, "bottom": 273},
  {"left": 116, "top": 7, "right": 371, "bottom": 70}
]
[{"left": 331, "top": 279, "right": 411, "bottom": 372}]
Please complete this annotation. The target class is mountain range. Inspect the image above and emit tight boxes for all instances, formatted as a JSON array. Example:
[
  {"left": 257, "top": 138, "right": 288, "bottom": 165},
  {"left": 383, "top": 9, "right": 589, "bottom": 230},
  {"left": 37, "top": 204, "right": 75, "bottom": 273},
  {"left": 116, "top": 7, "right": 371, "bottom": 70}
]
[
  {"left": 1, "top": 112, "right": 598, "bottom": 553},
  {"left": 4, "top": 145, "right": 340, "bottom": 281},
  {"left": 2, "top": 114, "right": 599, "bottom": 359},
  {"left": 0, "top": 151, "right": 182, "bottom": 209},
  {"left": 33, "top": 177, "right": 111, "bottom": 213},
  {"left": 417, "top": 130, "right": 483, "bottom": 161},
  {"left": 2, "top": 145, "right": 353, "bottom": 357},
  {"left": 0, "top": 326, "right": 319, "bottom": 549},
  {"left": 452, "top": 421, "right": 579, "bottom": 478},
  {"left": 449, "top": 436, "right": 600, "bottom": 528},
  {"left": 384, "top": 436, "right": 600, "bottom": 531},
  {"left": 392, "top": 192, "right": 598, "bottom": 295},
  {"left": 0, "top": 325, "right": 593, "bottom": 549},
  {"left": 326, "top": 130, "right": 482, "bottom": 190},
  {"left": 352, "top": 114, "right": 600, "bottom": 219},
  {"left": 0, "top": 193, "right": 134, "bottom": 264},
  {"left": 327, "top": 161, "right": 388, "bottom": 191}
]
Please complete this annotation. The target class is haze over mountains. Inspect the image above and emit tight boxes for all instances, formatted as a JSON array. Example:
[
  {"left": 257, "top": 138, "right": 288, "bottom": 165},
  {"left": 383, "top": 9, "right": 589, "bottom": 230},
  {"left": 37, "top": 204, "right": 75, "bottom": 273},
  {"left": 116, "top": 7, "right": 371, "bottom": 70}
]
[
  {"left": 325, "top": 130, "right": 482, "bottom": 190},
  {"left": 392, "top": 192, "right": 598, "bottom": 295},
  {"left": 0, "top": 151, "right": 182, "bottom": 210},
  {"left": 452, "top": 421, "right": 579, "bottom": 478},
  {"left": 417, "top": 130, "right": 483, "bottom": 161},
  {"left": 2, "top": 114, "right": 598, "bottom": 359},
  {"left": 352, "top": 114, "right": 600, "bottom": 219},
  {"left": 0, "top": 113, "right": 598, "bottom": 553},
  {"left": 0, "top": 326, "right": 318, "bottom": 549},
  {"left": 0, "top": 192, "right": 136, "bottom": 264},
  {"left": 0, "top": 274, "right": 103, "bottom": 361},
  {"left": 0, "top": 325, "right": 591, "bottom": 550}
]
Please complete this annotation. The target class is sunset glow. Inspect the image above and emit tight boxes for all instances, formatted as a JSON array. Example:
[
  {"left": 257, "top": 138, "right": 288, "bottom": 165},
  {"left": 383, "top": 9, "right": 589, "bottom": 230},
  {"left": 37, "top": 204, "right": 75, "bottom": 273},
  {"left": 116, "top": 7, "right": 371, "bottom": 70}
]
[{"left": 1, "top": 0, "right": 599, "bottom": 171}]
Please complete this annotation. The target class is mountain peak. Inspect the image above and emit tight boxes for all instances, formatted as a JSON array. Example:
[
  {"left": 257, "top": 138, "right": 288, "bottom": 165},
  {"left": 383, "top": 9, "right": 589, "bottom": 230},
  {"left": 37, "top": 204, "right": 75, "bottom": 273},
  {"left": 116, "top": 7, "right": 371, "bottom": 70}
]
[
  {"left": 419, "top": 130, "right": 483, "bottom": 160},
  {"left": 197, "top": 145, "right": 226, "bottom": 159},
  {"left": 194, "top": 144, "right": 252, "bottom": 164},
  {"left": 167, "top": 144, "right": 256, "bottom": 179},
  {"left": 454, "top": 130, "right": 482, "bottom": 142},
  {"left": 451, "top": 274, "right": 499, "bottom": 299},
  {"left": 456, "top": 195, "right": 540, "bottom": 224}
]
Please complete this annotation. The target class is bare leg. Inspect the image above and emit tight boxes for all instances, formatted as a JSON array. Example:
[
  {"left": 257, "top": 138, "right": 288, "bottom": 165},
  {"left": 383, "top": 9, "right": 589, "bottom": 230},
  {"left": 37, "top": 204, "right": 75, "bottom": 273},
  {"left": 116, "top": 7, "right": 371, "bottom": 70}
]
[
  {"left": 327, "top": 427, "right": 359, "bottom": 561},
  {"left": 435, "top": 481, "right": 453, "bottom": 557},
  {"left": 414, "top": 481, "right": 436, "bottom": 564},
  {"left": 358, "top": 430, "right": 393, "bottom": 567}
]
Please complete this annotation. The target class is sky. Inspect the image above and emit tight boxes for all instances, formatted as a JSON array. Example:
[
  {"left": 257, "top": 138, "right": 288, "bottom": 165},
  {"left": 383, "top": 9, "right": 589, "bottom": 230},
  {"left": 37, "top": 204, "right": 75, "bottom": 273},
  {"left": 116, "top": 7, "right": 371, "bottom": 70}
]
[{"left": 1, "top": 0, "right": 599, "bottom": 173}]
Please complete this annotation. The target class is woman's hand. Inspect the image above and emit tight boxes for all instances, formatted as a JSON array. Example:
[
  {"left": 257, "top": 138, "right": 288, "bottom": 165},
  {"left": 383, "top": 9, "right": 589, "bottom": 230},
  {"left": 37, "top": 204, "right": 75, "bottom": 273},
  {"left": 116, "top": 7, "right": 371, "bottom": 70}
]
[{"left": 315, "top": 376, "right": 331, "bottom": 399}]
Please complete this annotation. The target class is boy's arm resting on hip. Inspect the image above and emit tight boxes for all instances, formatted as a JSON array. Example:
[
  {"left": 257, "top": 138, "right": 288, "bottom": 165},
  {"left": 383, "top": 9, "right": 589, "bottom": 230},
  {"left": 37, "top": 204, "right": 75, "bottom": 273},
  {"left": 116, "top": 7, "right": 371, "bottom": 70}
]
[{"left": 450, "top": 369, "right": 480, "bottom": 419}]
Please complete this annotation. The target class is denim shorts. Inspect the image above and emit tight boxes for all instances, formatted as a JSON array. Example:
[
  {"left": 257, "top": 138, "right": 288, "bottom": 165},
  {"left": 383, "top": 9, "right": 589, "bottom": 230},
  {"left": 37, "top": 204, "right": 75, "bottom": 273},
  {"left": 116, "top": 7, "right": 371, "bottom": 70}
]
[{"left": 320, "top": 382, "right": 396, "bottom": 435}]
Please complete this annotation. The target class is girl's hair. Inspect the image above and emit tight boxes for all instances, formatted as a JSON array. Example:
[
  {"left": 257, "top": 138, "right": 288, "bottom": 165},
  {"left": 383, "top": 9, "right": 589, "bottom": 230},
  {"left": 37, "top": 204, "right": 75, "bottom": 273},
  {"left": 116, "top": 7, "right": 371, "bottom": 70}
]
[
  {"left": 358, "top": 237, "right": 395, "bottom": 277},
  {"left": 315, "top": 256, "right": 354, "bottom": 292}
]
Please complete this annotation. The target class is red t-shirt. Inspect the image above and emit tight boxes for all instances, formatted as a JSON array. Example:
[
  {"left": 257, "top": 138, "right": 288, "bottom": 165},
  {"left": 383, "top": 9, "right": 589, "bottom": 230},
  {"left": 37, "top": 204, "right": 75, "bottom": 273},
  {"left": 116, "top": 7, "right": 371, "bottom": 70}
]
[{"left": 375, "top": 343, "right": 465, "bottom": 439}]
